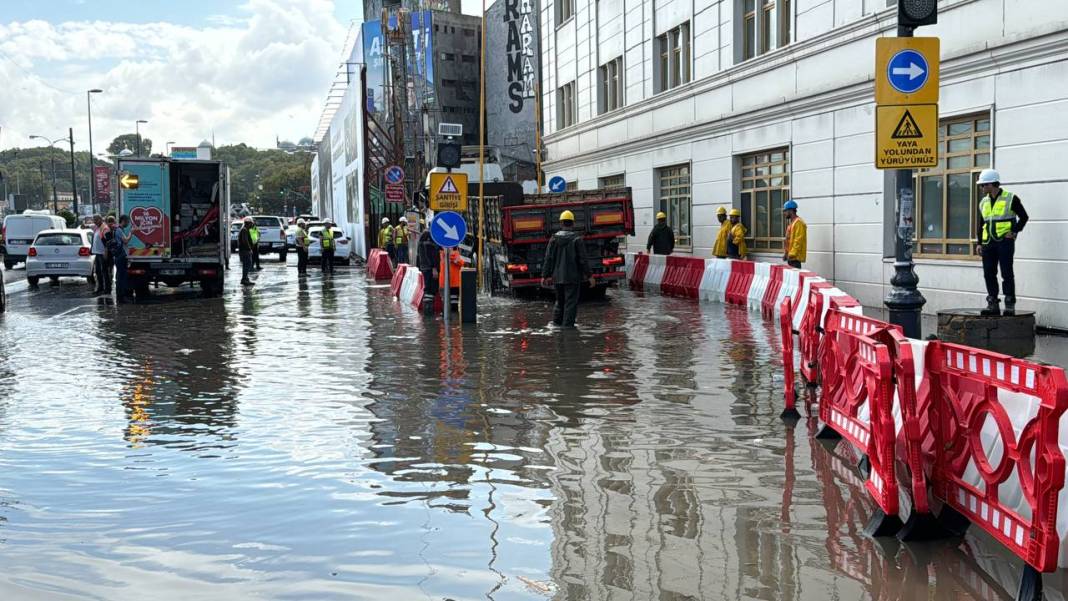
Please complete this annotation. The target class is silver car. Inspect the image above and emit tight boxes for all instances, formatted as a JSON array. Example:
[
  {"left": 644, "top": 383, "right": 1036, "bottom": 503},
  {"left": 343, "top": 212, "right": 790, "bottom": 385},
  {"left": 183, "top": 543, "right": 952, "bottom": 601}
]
[{"left": 25, "top": 229, "right": 95, "bottom": 287}]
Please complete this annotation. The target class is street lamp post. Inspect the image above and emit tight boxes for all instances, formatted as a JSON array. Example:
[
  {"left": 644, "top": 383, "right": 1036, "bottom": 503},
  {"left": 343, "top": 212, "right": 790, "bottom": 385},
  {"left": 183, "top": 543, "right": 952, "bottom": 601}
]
[
  {"left": 87, "top": 89, "right": 103, "bottom": 214},
  {"left": 136, "top": 120, "right": 148, "bottom": 156},
  {"left": 29, "top": 135, "right": 68, "bottom": 213},
  {"left": 165, "top": 141, "right": 176, "bottom": 157},
  {"left": 68, "top": 127, "right": 78, "bottom": 216}
]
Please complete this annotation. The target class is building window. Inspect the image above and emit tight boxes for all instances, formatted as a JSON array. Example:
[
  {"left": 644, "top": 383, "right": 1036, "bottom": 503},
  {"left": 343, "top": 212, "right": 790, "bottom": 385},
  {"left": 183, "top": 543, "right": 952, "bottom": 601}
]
[
  {"left": 739, "top": 149, "right": 790, "bottom": 251},
  {"left": 598, "top": 57, "right": 624, "bottom": 114},
  {"left": 461, "top": 54, "right": 476, "bottom": 63},
  {"left": 441, "top": 52, "right": 455, "bottom": 61},
  {"left": 599, "top": 174, "right": 625, "bottom": 189},
  {"left": 657, "top": 164, "right": 692, "bottom": 248},
  {"left": 742, "top": 0, "right": 790, "bottom": 60},
  {"left": 462, "top": 28, "right": 475, "bottom": 37},
  {"left": 557, "top": 81, "right": 576, "bottom": 129},
  {"left": 656, "top": 23, "right": 690, "bottom": 93},
  {"left": 565, "top": 181, "right": 578, "bottom": 191},
  {"left": 915, "top": 114, "right": 991, "bottom": 257},
  {"left": 557, "top": 0, "right": 575, "bottom": 25}
]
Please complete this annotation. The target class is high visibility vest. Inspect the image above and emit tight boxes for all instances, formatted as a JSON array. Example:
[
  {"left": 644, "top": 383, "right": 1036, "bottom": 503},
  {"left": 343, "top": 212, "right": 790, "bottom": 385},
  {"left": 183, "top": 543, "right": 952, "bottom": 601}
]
[
  {"left": 296, "top": 228, "right": 309, "bottom": 248},
  {"left": 980, "top": 190, "right": 1015, "bottom": 243},
  {"left": 727, "top": 223, "right": 748, "bottom": 258},
  {"left": 785, "top": 217, "right": 807, "bottom": 262},
  {"left": 249, "top": 226, "right": 260, "bottom": 244},
  {"left": 321, "top": 228, "right": 335, "bottom": 250},
  {"left": 378, "top": 226, "right": 393, "bottom": 248},
  {"left": 394, "top": 224, "right": 408, "bottom": 245}
]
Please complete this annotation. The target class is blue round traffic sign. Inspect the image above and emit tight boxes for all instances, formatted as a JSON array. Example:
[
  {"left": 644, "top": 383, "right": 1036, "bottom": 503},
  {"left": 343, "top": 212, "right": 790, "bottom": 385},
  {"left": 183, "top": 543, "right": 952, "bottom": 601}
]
[
  {"left": 430, "top": 211, "right": 467, "bottom": 248},
  {"left": 886, "top": 49, "right": 929, "bottom": 94},
  {"left": 548, "top": 176, "right": 566, "bottom": 193},
  {"left": 385, "top": 165, "right": 405, "bottom": 185}
]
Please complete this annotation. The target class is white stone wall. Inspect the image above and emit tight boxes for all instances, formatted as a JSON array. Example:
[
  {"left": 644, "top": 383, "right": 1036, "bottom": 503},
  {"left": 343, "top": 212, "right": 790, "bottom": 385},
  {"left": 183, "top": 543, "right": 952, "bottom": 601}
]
[{"left": 541, "top": 0, "right": 1068, "bottom": 329}]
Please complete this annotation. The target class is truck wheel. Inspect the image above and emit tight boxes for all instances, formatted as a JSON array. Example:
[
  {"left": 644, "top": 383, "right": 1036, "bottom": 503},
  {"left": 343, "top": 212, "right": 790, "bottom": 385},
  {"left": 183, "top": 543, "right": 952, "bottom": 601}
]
[
  {"left": 201, "top": 273, "right": 224, "bottom": 297},
  {"left": 49, "top": 276, "right": 60, "bottom": 285},
  {"left": 4, "top": 259, "right": 14, "bottom": 270},
  {"left": 27, "top": 276, "right": 39, "bottom": 287},
  {"left": 582, "top": 285, "right": 608, "bottom": 302},
  {"left": 133, "top": 281, "right": 151, "bottom": 300},
  {"left": 279, "top": 250, "right": 287, "bottom": 262}
]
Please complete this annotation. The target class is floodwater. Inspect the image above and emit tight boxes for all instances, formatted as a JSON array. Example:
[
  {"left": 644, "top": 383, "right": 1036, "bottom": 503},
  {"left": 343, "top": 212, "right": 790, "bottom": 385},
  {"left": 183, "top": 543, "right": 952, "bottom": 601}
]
[{"left": 0, "top": 262, "right": 1061, "bottom": 600}]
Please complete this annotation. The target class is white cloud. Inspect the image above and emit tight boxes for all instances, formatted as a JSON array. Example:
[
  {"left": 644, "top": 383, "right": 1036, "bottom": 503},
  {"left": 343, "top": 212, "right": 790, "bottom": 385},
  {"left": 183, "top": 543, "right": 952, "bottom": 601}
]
[{"left": 0, "top": 0, "right": 347, "bottom": 153}]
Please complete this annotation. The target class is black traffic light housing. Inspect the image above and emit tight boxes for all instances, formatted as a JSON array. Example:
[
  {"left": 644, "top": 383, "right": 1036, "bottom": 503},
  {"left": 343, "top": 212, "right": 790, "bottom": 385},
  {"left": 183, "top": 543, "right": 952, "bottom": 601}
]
[
  {"left": 898, "top": 0, "right": 937, "bottom": 30},
  {"left": 436, "top": 138, "right": 461, "bottom": 169}
]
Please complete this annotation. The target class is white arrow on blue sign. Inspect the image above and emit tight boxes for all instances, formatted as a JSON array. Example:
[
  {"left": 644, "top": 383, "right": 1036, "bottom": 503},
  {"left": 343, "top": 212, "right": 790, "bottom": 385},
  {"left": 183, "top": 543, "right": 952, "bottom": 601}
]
[
  {"left": 430, "top": 211, "right": 467, "bottom": 248},
  {"left": 548, "top": 176, "right": 566, "bottom": 193},
  {"left": 886, "top": 49, "right": 929, "bottom": 94}
]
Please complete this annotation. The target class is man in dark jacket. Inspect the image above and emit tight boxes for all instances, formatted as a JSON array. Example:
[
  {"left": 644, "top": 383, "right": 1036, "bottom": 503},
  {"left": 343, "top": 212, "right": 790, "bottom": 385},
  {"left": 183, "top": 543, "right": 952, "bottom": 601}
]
[
  {"left": 542, "top": 210, "right": 594, "bottom": 328},
  {"left": 646, "top": 211, "right": 674, "bottom": 255},
  {"left": 239, "top": 217, "right": 256, "bottom": 286},
  {"left": 416, "top": 221, "right": 438, "bottom": 296}
]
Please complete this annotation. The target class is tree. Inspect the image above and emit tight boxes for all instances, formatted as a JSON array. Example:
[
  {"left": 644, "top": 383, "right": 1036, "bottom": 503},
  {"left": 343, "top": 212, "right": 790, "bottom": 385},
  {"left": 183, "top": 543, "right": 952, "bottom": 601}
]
[
  {"left": 58, "top": 209, "right": 77, "bottom": 227},
  {"left": 107, "top": 134, "right": 152, "bottom": 156}
]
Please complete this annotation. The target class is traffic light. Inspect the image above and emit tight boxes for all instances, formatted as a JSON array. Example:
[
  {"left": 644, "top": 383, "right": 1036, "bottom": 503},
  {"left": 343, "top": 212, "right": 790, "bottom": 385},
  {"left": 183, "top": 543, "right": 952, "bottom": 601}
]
[
  {"left": 898, "top": 0, "right": 937, "bottom": 29},
  {"left": 436, "top": 139, "right": 461, "bottom": 169}
]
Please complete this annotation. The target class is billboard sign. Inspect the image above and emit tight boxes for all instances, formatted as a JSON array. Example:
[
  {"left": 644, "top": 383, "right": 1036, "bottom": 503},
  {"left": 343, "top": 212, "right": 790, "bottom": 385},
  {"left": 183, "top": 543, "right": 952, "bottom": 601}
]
[
  {"left": 170, "top": 147, "right": 198, "bottom": 160},
  {"left": 94, "top": 165, "right": 112, "bottom": 203},
  {"left": 361, "top": 11, "right": 434, "bottom": 116}
]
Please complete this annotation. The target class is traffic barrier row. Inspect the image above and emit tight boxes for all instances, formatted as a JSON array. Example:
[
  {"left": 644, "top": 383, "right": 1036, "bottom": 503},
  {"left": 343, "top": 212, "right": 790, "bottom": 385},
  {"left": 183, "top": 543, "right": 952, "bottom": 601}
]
[
  {"left": 366, "top": 248, "right": 394, "bottom": 281},
  {"left": 625, "top": 251, "right": 1068, "bottom": 587}
]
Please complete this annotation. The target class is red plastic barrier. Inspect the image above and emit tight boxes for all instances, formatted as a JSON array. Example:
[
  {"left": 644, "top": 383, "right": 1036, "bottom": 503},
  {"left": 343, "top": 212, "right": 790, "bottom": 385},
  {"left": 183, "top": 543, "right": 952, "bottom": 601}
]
[
  {"left": 762, "top": 264, "right": 785, "bottom": 316},
  {"left": 818, "top": 328, "right": 901, "bottom": 518},
  {"left": 798, "top": 282, "right": 836, "bottom": 384},
  {"left": 663, "top": 256, "right": 704, "bottom": 299},
  {"left": 661, "top": 256, "right": 687, "bottom": 297},
  {"left": 409, "top": 270, "right": 425, "bottom": 310},
  {"left": 390, "top": 263, "right": 408, "bottom": 297},
  {"left": 725, "top": 260, "right": 755, "bottom": 305},
  {"left": 925, "top": 342, "right": 1068, "bottom": 572},
  {"left": 629, "top": 253, "right": 649, "bottom": 289},
  {"left": 366, "top": 249, "right": 395, "bottom": 281},
  {"left": 781, "top": 297, "right": 798, "bottom": 417}
]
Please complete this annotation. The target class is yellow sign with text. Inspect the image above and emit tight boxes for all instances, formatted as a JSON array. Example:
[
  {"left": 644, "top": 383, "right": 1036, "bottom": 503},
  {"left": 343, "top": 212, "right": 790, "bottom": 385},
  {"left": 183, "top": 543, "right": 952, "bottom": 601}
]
[
  {"left": 429, "top": 172, "right": 468, "bottom": 211},
  {"left": 875, "top": 37, "right": 940, "bottom": 105},
  {"left": 876, "top": 104, "right": 938, "bottom": 169}
]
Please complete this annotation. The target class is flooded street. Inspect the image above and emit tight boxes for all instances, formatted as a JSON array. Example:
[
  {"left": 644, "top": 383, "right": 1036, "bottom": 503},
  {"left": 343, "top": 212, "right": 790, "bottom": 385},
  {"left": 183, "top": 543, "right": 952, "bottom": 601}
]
[{"left": 0, "top": 262, "right": 1045, "bottom": 600}]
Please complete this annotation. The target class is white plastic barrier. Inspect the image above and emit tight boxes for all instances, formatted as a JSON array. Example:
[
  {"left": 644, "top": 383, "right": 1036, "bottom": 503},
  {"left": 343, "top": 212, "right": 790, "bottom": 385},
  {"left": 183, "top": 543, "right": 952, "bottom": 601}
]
[
  {"left": 699, "top": 258, "right": 731, "bottom": 303},
  {"left": 625, "top": 252, "right": 638, "bottom": 281},
  {"left": 816, "top": 287, "right": 862, "bottom": 331},
  {"left": 776, "top": 268, "right": 800, "bottom": 311},
  {"left": 747, "top": 262, "right": 772, "bottom": 310},
  {"left": 792, "top": 275, "right": 827, "bottom": 331},
  {"left": 644, "top": 253, "right": 667, "bottom": 293},
  {"left": 398, "top": 267, "right": 424, "bottom": 309}
]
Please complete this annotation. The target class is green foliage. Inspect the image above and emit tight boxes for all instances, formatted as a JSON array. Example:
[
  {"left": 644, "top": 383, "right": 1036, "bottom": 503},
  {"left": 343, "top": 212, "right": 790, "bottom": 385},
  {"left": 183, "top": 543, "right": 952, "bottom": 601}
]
[
  {"left": 57, "top": 209, "right": 77, "bottom": 228},
  {"left": 107, "top": 134, "right": 152, "bottom": 156},
  {"left": 214, "top": 144, "right": 312, "bottom": 216},
  {"left": 0, "top": 147, "right": 106, "bottom": 211}
]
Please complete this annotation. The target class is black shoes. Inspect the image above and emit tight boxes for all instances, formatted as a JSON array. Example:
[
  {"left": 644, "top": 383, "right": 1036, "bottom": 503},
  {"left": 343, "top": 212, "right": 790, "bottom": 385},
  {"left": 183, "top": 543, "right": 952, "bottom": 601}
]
[{"left": 981, "top": 297, "right": 1000, "bottom": 316}]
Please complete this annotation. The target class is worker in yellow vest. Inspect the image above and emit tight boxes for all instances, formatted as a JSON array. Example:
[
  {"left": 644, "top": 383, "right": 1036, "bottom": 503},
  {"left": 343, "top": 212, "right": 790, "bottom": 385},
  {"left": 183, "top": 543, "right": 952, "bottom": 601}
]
[
  {"left": 393, "top": 216, "right": 409, "bottom": 265},
  {"left": 726, "top": 209, "right": 748, "bottom": 260},
  {"left": 320, "top": 221, "right": 336, "bottom": 275},
  {"left": 782, "top": 200, "right": 807, "bottom": 268},
  {"left": 712, "top": 207, "right": 730, "bottom": 258},
  {"left": 975, "top": 169, "right": 1029, "bottom": 315},
  {"left": 378, "top": 217, "right": 394, "bottom": 261}
]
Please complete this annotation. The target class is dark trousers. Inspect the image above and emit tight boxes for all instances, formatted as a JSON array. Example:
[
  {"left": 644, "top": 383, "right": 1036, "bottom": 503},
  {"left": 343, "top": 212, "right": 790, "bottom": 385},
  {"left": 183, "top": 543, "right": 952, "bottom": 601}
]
[
  {"left": 553, "top": 284, "right": 581, "bottom": 327},
  {"left": 321, "top": 249, "right": 334, "bottom": 274},
  {"left": 102, "top": 255, "right": 114, "bottom": 292},
  {"left": 297, "top": 248, "right": 308, "bottom": 275},
  {"left": 385, "top": 244, "right": 395, "bottom": 264},
  {"left": 93, "top": 254, "right": 106, "bottom": 291},
  {"left": 114, "top": 256, "right": 129, "bottom": 299},
  {"left": 787, "top": 259, "right": 802, "bottom": 269},
  {"left": 253, "top": 246, "right": 261, "bottom": 269},
  {"left": 982, "top": 239, "right": 1016, "bottom": 301},
  {"left": 395, "top": 244, "right": 408, "bottom": 265},
  {"left": 240, "top": 252, "right": 253, "bottom": 282}
]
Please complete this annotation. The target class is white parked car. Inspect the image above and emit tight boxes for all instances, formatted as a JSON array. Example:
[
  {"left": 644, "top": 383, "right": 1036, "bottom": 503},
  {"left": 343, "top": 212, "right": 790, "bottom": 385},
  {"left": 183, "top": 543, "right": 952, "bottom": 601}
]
[
  {"left": 25, "top": 229, "right": 95, "bottom": 287},
  {"left": 3, "top": 211, "right": 67, "bottom": 269},
  {"left": 230, "top": 221, "right": 242, "bottom": 253},
  {"left": 285, "top": 224, "right": 300, "bottom": 250},
  {"left": 307, "top": 226, "right": 351, "bottom": 265},
  {"left": 251, "top": 216, "right": 287, "bottom": 261}
]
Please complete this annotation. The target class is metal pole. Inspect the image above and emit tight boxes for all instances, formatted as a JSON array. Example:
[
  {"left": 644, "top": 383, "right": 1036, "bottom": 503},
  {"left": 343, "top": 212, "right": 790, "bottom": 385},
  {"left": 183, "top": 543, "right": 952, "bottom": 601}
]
[
  {"left": 49, "top": 147, "right": 58, "bottom": 213},
  {"left": 69, "top": 128, "right": 78, "bottom": 216},
  {"left": 443, "top": 249, "right": 450, "bottom": 326},
  {"left": 883, "top": 24, "right": 926, "bottom": 338},
  {"left": 136, "top": 122, "right": 142, "bottom": 157},
  {"left": 477, "top": 0, "right": 487, "bottom": 292},
  {"left": 87, "top": 92, "right": 96, "bottom": 213}
]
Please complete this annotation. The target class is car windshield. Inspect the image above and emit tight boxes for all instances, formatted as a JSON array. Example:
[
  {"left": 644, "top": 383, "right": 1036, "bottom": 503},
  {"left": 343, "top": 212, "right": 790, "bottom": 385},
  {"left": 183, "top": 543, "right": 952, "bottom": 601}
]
[
  {"left": 34, "top": 233, "right": 83, "bottom": 246},
  {"left": 254, "top": 217, "right": 281, "bottom": 227}
]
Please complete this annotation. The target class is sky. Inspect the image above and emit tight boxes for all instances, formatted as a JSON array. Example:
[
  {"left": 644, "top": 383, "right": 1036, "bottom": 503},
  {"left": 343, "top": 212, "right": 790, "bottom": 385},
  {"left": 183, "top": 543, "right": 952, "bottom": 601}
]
[{"left": 0, "top": 0, "right": 483, "bottom": 155}]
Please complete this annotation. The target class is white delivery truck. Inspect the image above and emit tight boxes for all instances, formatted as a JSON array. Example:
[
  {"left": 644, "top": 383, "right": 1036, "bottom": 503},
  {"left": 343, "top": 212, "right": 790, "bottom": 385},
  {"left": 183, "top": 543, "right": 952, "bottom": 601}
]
[
  {"left": 2, "top": 210, "right": 68, "bottom": 269},
  {"left": 117, "top": 158, "right": 230, "bottom": 297}
]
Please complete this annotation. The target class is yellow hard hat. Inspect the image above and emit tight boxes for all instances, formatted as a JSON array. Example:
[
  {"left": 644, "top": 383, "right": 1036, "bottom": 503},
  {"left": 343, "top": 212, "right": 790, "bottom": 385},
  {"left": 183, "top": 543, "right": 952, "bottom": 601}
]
[
  {"left": 559, "top": 210, "right": 575, "bottom": 222},
  {"left": 729, "top": 208, "right": 741, "bottom": 217},
  {"left": 717, "top": 207, "right": 727, "bottom": 215},
  {"left": 656, "top": 211, "right": 666, "bottom": 220}
]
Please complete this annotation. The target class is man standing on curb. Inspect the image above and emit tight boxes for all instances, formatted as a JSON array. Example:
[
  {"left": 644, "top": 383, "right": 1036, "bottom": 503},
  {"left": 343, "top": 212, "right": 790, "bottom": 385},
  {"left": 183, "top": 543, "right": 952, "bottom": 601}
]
[
  {"left": 783, "top": 200, "right": 807, "bottom": 269},
  {"left": 975, "top": 169, "right": 1028, "bottom": 316},
  {"left": 542, "top": 210, "right": 594, "bottom": 329},
  {"left": 712, "top": 207, "right": 730, "bottom": 259}
]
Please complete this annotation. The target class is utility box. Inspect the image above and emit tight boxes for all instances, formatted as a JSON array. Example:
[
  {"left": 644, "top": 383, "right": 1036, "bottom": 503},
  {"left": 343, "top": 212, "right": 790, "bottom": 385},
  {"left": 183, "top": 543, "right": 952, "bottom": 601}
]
[{"left": 459, "top": 268, "right": 477, "bottom": 323}]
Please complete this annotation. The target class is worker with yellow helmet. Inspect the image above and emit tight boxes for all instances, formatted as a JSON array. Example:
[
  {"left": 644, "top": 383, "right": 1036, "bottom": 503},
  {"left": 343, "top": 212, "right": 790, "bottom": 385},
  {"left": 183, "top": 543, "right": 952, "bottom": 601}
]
[
  {"left": 646, "top": 210, "right": 675, "bottom": 255},
  {"left": 712, "top": 206, "right": 730, "bottom": 258},
  {"left": 542, "top": 209, "right": 594, "bottom": 328},
  {"left": 726, "top": 209, "right": 748, "bottom": 260}
]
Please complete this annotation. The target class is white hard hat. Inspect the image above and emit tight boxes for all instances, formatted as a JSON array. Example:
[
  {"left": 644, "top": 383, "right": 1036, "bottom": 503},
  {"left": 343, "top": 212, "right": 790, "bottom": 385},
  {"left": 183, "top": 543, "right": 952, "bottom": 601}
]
[
  {"left": 399, "top": 217, "right": 407, "bottom": 223},
  {"left": 381, "top": 217, "right": 390, "bottom": 224},
  {"left": 976, "top": 169, "right": 1000, "bottom": 185}
]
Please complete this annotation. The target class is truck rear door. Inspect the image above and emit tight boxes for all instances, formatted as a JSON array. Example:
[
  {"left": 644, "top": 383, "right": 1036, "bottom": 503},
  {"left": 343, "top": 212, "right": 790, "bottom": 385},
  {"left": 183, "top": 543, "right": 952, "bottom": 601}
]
[{"left": 120, "top": 161, "right": 171, "bottom": 259}]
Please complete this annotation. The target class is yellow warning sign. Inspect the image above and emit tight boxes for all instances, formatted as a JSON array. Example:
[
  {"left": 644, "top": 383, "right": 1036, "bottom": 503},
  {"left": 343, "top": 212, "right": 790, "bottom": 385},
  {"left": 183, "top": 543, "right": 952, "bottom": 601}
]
[
  {"left": 875, "top": 104, "right": 938, "bottom": 169},
  {"left": 429, "top": 171, "right": 468, "bottom": 211}
]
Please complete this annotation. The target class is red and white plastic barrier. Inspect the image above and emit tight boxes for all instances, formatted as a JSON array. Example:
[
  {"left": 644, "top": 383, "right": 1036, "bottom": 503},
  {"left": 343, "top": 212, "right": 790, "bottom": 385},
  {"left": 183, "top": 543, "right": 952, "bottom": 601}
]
[
  {"left": 390, "top": 263, "right": 408, "bottom": 298},
  {"left": 366, "top": 248, "right": 394, "bottom": 281},
  {"left": 396, "top": 266, "right": 425, "bottom": 310}
]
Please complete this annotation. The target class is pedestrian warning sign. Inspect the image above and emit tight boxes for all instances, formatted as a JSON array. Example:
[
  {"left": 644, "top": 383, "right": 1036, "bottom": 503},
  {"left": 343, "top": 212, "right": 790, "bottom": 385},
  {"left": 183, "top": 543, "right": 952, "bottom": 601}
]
[
  {"left": 892, "top": 110, "right": 923, "bottom": 138},
  {"left": 429, "top": 171, "right": 468, "bottom": 211},
  {"left": 875, "top": 104, "right": 938, "bottom": 169}
]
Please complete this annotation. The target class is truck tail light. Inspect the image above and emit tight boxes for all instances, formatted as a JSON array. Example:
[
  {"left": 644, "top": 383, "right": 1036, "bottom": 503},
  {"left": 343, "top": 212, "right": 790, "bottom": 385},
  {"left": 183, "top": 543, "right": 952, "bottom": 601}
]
[
  {"left": 593, "top": 212, "right": 623, "bottom": 226},
  {"left": 28, "top": 247, "right": 37, "bottom": 257},
  {"left": 129, "top": 267, "right": 147, "bottom": 275},
  {"left": 601, "top": 256, "right": 624, "bottom": 266},
  {"left": 506, "top": 263, "right": 529, "bottom": 273},
  {"left": 79, "top": 247, "right": 91, "bottom": 256},
  {"left": 197, "top": 268, "right": 217, "bottom": 276},
  {"left": 512, "top": 217, "right": 544, "bottom": 233}
]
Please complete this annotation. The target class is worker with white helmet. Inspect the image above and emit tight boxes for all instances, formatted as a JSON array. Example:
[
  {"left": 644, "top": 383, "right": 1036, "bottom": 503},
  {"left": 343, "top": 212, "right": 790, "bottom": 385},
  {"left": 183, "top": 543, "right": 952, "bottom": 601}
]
[
  {"left": 295, "top": 219, "right": 310, "bottom": 277},
  {"left": 378, "top": 217, "right": 395, "bottom": 264},
  {"left": 975, "top": 169, "right": 1029, "bottom": 315},
  {"left": 394, "top": 216, "right": 410, "bottom": 265}
]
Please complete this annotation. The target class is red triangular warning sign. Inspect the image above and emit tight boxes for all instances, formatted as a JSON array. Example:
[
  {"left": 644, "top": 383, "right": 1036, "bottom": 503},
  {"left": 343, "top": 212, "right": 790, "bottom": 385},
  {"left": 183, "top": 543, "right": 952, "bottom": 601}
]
[{"left": 438, "top": 176, "right": 459, "bottom": 194}]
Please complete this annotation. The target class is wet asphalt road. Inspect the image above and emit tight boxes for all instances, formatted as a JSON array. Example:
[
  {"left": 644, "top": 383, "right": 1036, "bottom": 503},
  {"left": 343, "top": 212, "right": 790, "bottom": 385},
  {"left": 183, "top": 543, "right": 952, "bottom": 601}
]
[{"left": 0, "top": 258, "right": 1058, "bottom": 600}]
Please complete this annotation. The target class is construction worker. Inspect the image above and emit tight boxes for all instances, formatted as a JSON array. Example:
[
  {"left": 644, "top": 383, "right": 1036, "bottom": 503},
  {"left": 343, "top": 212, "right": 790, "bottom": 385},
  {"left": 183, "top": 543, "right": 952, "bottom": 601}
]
[
  {"left": 782, "top": 200, "right": 807, "bottom": 268},
  {"left": 975, "top": 169, "right": 1029, "bottom": 316},
  {"left": 542, "top": 210, "right": 594, "bottom": 328},
  {"left": 726, "top": 209, "right": 748, "bottom": 260},
  {"left": 295, "top": 219, "right": 310, "bottom": 276},
  {"left": 378, "top": 217, "right": 394, "bottom": 262},
  {"left": 646, "top": 211, "right": 674, "bottom": 255},
  {"left": 712, "top": 207, "right": 730, "bottom": 259},
  {"left": 417, "top": 219, "right": 437, "bottom": 297},
  {"left": 239, "top": 216, "right": 256, "bottom": 286},
  {"left": 394, "top": 216, "right": 410, "bottom": 265},
  {"left": 438, "top": 246, "right": 464, "bottom": 303},
  {"left": 320, "top": 221, "right": 336, "bottom": 275},
  {"left": 249, "top": 220, "right": 262, "bottom": 270}
]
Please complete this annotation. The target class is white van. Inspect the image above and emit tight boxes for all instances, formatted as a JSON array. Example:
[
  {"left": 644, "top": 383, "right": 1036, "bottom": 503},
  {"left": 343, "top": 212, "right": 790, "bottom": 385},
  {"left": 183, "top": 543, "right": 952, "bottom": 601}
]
[{"left": 3, "top": 211, "right": 68, "bottom": 269}]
